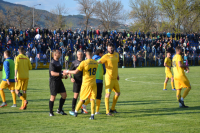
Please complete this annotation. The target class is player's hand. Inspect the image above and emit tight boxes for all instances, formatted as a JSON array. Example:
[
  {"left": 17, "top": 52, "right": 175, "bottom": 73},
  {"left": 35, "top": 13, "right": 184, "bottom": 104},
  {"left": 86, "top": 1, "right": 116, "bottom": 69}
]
[
  {"left": 64, "top": 75, "right": 68, "bottom": 79},
  {"left": 117, "top": 76, "right": 120, "bottom": 81},
  {"left": 71, "top": 78, "right": 75, "bottom": 83},
  {"left": 15, "top": 78, "right": 18, "bottom": 82},
  {"left": 7, "top": 80, "right": 10, "bottom": 86}
]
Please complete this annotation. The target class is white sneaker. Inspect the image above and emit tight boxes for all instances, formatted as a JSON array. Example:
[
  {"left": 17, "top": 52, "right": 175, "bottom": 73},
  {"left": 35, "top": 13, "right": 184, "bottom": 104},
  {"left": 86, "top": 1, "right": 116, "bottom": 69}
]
[
  {"left": 11, "top": 104, "right": 17, "bottom": 107},
  {"left": 95, "top": 112, "right": 100, "bottom": 115}
]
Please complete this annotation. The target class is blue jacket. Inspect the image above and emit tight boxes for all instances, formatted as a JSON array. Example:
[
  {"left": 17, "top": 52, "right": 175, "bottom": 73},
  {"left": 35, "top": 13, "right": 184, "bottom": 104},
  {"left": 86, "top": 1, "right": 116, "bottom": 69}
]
[{"left": 92, "top": 55, "right": 106, "bottom": 83}]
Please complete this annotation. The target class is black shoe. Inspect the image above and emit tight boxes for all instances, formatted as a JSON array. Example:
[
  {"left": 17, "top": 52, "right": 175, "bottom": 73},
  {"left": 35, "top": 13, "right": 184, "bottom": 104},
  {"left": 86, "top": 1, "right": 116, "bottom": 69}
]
[
  {"left": 179, "top": 99, "right": 189, "bottom": 108},
  {"left": 110, "top": 109, "right": 118, "bottom": 113},
  {"left": 89, "top": 115, "right": 94, "bottom": 120},
  {"left": 49, "top": 112, "right": 54, "bottom": 116},
  {"left": 74, "top": 112, "right": 78, "bottom": 117},
  {"left": 57, "top": 109, "right": 67, "bottom": 115}
]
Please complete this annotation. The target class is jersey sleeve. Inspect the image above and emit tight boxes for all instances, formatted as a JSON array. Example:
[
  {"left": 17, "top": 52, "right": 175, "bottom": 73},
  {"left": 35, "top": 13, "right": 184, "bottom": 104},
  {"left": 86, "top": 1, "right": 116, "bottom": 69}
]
[
  {"left": 69, "top": 62, "right": 75, "bottom": 70},
  {"left": 15, "top": 57, "right": 19, "bottom": 70},
  {"left": 99, "top": 54, "right": 107, "bottom": 64},
  {"left": 4, "top": 61, "right": 10, "bottom": 79},
  {"left": 77, "top": 61, "right": 84, "bottom": 71},
  {"left": 49, "top": 62, "right": 56, "bottom": 72},
  {"left": 164, "top": 58, "right": 167, "bottom": 64}
]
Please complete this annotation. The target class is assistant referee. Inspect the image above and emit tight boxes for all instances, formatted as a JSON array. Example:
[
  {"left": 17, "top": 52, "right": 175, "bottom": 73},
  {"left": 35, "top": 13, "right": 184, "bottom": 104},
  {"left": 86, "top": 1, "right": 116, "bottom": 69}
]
[{"left": 49, "top": 49, "right": 68, "bottom": 116}]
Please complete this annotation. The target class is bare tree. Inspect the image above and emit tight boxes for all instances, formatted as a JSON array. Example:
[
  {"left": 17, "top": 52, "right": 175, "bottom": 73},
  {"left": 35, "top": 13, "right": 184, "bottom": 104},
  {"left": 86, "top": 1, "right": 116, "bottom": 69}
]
[
  {"left": 95, "top": 0, "right": 123, "bottom": 30},
  {"left": 129, "top": 0, "right": 158, "bottom": 32},
  {"left": 0, "top": 10, "right": 5, "bottom": 28},
  {"left": 75, "top": 0, "right": 96, "bottom": 31},
  {"left": 11, "top": 6, "right": 32, "bottom": 29},
  {"left": 4, "top": 6, "right": 14, "bottom": 28}
]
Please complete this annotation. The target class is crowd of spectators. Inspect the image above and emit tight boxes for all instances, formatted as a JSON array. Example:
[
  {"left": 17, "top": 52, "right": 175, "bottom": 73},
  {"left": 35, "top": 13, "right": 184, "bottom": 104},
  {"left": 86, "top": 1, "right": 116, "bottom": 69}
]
[{"left": 0, "top": 27, "right": 200, "bottom": 68}]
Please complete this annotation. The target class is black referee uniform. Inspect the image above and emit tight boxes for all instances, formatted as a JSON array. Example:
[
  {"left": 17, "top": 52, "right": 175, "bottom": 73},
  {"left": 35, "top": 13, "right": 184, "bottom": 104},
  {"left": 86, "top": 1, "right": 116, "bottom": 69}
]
[
  {"left": 70, "top": 60, "right": 83, "bottom": 111},
  {"left": 49, "top": 58, "right": 66, "bottom": 115}
]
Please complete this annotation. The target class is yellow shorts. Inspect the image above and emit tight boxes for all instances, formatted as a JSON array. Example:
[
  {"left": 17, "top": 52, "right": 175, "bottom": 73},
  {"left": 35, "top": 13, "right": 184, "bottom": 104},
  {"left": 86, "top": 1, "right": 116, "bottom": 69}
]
[
  {"left": 105, "top": 79, "right": 120, "bottom": 94},
  {"left": 0, "top": 81, "right": 15, "bottom": 90},
  {"left": 80, "top": 84, "right": 97, "bottom": 100},
  {"left": 15, "top": 79, "right": 29, "bottom": 91},
  {"left": 166, "top": 71, "right": 173, "bottom": 78},
  {"left": 174, "top": 76, "right": 191, "bottom": 89}
]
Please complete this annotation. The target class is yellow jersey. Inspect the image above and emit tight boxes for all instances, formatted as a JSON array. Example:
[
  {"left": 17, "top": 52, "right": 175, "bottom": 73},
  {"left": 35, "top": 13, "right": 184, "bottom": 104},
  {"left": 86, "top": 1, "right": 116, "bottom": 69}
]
[
  {"left": 100, "top": 52, "right": 119, "bottom": 80},
  {"left": 77, "top": 59, "right": 98, "bottom": 85},
  {"left": 164, "top": 57, "right": 172, "bottom": 72},
  {"left": 15, "top": 54, "right": 32, "bottom": 79},
  {"left": 172, "top": 54, "right": 185, "bottom": 78}
]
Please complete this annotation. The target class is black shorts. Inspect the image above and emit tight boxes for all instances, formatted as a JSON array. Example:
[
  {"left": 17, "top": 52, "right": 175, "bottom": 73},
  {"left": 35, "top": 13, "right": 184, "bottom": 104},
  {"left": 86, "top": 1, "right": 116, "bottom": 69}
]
[
  {"left": 50, "top": 80, "right": 66, "bottom": 96},
  {"left": 96, "top": 83, "right": 103, "bottom": 100},
  {"left": 73, "top": 83, "right": 82, "bottom": 93}
]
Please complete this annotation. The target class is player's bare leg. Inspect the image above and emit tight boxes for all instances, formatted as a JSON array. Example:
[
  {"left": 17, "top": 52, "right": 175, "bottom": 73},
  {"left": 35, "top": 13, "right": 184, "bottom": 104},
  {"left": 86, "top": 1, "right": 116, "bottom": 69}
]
[
  {"left": 163, "top": 78, "right": 169, "bottom": 90},
  {"left": 110, "top": 92, "right": 120, "bottom": 113}
]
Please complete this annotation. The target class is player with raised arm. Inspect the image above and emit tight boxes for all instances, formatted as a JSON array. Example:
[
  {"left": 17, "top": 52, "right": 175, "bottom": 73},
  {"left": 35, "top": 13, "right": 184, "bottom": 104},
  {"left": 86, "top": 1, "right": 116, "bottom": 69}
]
[
  {"left": 98, "top": 43, "right": 120, "bottom": 116},
  {"left": 64, "top": 49, "right": 98, "bottom": 120},
  {"left": 172, "top": 46, "right": 191, "bottom": 108},
  {"left": 163, "top": 51, "right": 176, "bottom": 91}
]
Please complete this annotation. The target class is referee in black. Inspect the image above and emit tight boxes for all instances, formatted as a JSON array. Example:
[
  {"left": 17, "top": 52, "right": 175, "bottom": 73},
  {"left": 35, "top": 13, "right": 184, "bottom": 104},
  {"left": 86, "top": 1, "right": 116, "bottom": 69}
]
[
  {"left": 68, "top": 50, "right": 83, "bottom": 115},
  {"left": 49, "top": 49, "right": 68, "bottom": 116}
]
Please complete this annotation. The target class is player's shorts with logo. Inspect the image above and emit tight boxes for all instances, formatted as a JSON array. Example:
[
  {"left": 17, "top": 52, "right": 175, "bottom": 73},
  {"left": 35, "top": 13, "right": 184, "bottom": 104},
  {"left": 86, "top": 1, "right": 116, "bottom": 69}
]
[
  {"left": 50, "top": 80, "right": 66, "bottom": 96},
  {"left": 15, "top": 79, "right": 29, "bottom": 91},
  {"left": 174, "top": 76, "right": 191, "bottom": 89},
  {"left": 80, "top": 83, "right": 97, "bottom": 100},
  {"left": 0, "top": 81, "right": 15, "bottom": 90},
  {"left": 166, "top": 71, "right": 173, "bottom": 78},
  {"left": 105, "top": 78, "right": 120, "bottom": 94}
]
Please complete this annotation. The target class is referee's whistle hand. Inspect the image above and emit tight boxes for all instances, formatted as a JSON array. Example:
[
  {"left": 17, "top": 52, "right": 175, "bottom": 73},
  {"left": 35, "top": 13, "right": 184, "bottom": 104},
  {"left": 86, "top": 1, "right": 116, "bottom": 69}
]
[{"left": 71, "top": 78, "right": 75, "bottom": 83}]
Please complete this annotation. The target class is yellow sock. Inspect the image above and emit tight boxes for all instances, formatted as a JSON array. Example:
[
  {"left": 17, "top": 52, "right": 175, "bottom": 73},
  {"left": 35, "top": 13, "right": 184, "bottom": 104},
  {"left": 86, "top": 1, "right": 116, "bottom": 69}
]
[
  {"left": 111, "top": 95, "right": 119, "bottom": 111},
  {"left": 75, "top": 100, "right": 83, "bottom": 112},
  {"left": 91, "top": 100, "right": 95, "bottom": 115},
  {"left": 182, "top": 87, "right": 191, "bottom": 99},
  {"left": 96, "top": 99, "right": 101, "bottom": 113},
  {"left": 0, "top": 90, "right": 6, "bottom": 102},
  {"left": 21, "top": 93, "right": 26, "bottom": 107},
  {"left": 11, "top": 92, "right": 16, "bottom": 104},
  {"left": 176, "top": 89, "right": 181, "bottom": 100},
  {"left": 163, "top": 83, "right": 167, "bottom": 89},
  {"left": 105, "top": 97, "right": 109, "bottom": 114},
  {"left": 171, "top": 82, "right": 174, "bottom": 89},
  {"left": 84, "top": 98, "right": 90, "bottom": 106},
  {"left": 23, "top": 93, "right": 27, "bottom": 100}
]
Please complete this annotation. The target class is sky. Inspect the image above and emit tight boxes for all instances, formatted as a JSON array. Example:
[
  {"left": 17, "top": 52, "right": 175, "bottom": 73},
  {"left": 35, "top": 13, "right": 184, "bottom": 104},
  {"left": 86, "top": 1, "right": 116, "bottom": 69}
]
[{"left": 4, "top": 0, "right": 132, "bottom": 15}]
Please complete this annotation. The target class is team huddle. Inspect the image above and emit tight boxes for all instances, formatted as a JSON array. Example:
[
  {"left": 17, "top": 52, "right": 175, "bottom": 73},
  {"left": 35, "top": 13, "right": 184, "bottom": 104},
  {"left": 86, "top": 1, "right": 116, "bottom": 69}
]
[{"left": 0, "top": 45, "right": 192, "bottom": 120}]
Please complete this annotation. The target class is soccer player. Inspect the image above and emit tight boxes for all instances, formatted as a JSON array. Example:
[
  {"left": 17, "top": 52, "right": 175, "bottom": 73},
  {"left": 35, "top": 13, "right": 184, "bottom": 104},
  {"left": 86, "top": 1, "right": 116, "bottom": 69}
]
[
  {"left": 68, "top": 50, "right": 83, "bottom": 114},
  {"left": 82, "top": 49, "right": 106, "bottom": 115},
  {"left": 0, "top": 50, "right": 16, "bottom": 107},
  {"left": 49, "top": 49, "right": 68, "bottom": 116},
  {"left": 64, "top": 49, "right": 98, "bottom": 120},
  {"left": 163, "top": 51, "right": 176, "bottom": 91},
  {"left": 172, "top": 46, "right": 191, "bottom": 108},
  {"left": 15, "top": 47, "right": 32, "bottom": 110},
  {"left": 98, "top": 43, "right": 120, "bottom": 116}
]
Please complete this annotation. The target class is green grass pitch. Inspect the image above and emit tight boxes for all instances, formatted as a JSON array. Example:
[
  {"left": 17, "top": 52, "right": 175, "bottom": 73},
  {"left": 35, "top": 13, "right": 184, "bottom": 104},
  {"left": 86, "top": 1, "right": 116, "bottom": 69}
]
[{"left": 0, "top": 67, "right": 200, "bottom": 133}]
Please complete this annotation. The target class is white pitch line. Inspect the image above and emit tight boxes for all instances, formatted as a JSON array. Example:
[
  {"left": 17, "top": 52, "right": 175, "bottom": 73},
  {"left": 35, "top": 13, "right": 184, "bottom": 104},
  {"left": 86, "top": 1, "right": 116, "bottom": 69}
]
[{"left": 125, "top": 77, "right": 200, "bottom": 86}]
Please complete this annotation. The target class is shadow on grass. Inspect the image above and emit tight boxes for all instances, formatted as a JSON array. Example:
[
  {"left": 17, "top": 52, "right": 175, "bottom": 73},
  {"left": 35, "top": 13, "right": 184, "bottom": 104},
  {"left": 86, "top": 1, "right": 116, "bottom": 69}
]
[{"left": 117, "top": 100, "right": 176, "bottom": 106}]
